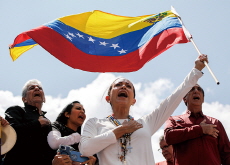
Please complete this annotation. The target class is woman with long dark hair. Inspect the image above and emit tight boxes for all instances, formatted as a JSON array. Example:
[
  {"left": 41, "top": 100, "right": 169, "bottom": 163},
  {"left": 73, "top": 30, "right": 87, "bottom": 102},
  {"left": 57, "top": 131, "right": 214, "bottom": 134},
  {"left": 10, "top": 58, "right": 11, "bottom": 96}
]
[{"left": 48, "top": 101, "right": 96, "bottom": 165}]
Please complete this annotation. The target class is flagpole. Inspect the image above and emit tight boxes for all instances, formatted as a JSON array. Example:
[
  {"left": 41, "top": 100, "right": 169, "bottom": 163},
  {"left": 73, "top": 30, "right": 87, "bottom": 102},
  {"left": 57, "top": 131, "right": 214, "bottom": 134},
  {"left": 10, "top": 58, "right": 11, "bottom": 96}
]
[
  {"left": 189, "top": 38, "right": 220, "bottom": 85},
  {"left": 171, "top": 6, "right": 220, "bottom": 85}
]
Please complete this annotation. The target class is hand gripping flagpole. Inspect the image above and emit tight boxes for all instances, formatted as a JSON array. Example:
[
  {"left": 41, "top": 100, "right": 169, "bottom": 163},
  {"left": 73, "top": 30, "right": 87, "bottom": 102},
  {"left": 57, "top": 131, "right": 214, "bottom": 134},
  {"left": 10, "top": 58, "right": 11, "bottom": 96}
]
[{"left": 171, "top": 6, "right": 220, "bottom": 85}]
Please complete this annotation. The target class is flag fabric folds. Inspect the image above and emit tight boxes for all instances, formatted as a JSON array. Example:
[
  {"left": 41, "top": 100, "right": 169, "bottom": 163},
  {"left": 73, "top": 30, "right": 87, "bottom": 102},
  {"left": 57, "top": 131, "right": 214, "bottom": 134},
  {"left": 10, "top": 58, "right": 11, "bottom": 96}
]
[{"left": 10, "top": 10, "right": 189, "bottom": 72}]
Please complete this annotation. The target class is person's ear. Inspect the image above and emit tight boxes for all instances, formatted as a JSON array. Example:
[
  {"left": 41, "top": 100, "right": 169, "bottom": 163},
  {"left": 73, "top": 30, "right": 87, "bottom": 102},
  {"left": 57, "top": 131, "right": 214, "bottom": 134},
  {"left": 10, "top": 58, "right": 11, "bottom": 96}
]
[
  {"left": 43, "top": 96, "right": 46, "bottom": 103},
  {"left": 105, "top": 96, "right": 110, "bottom": 103},
  {"left": 42, "top": 91, "right": 46, "bottom": 103},
  {"left": 22, "top": 97, "right": 27, "bottom": 103},
  {"left": 183, "top": 96, "right": 187, "bottom": 104},
  {"left": 64, "top": 112, "right": 70, "bottom": 118},
  {"left": 132, "top": 98, "right": 136, "bottom": 106}
]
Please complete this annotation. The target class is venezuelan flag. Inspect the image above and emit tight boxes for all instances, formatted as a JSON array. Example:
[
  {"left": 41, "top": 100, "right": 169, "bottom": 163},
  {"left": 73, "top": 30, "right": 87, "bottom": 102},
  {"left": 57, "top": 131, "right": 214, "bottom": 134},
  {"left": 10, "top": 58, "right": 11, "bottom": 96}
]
[{"left": 9, "top": 10, "right": 189, "bottom": 72}]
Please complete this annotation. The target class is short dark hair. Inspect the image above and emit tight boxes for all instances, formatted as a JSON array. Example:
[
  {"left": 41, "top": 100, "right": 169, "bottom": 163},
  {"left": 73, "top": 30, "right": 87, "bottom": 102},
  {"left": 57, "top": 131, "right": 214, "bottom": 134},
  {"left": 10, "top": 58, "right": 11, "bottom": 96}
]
[{"left": 183, "top": 84, "right": 205, "bottom": 106}]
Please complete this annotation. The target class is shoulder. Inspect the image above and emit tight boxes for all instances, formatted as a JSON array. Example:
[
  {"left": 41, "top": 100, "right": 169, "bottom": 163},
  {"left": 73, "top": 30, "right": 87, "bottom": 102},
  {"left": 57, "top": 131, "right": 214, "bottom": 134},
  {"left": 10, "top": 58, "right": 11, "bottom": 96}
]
[
  {"left": 86, "top": 117, "right": 107, "bottom": 123},
  {"left": 5, "top": 105, "right": 25, "bottom": 113},
  {"left": 165, "top": 114, "right": 187, "bottom": 127},
  {"left": 167, "top": 114, "right": 186, "bottom": 121},
  {"left": 84, "top": 117, "right": 109, "bottom": 126},
  {"left": 204, "top": 115, "right": 221, "bottom": 124},
  {"left": 51, "top": 121, "right": 63, "bottom": 131}
]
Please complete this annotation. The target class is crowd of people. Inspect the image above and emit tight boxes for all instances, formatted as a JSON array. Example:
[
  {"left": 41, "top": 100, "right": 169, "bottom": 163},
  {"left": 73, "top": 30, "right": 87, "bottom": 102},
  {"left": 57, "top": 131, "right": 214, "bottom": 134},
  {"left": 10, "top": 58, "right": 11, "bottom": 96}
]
[{"left": 1, "top": 54, "right": 230, "bottom": 165}]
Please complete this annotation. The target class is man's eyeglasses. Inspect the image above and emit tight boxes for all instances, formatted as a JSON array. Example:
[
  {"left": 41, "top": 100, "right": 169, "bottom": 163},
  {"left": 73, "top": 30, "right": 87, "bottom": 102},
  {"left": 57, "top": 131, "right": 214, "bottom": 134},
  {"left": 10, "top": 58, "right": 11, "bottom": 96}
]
[{"left": 158, "top": 145, "right": 170, "bottom": 152}]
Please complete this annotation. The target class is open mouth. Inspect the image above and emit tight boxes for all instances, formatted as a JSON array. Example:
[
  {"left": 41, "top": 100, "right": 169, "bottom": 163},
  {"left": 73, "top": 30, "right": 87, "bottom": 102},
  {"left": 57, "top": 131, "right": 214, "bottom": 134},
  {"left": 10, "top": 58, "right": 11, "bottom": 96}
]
[
  {"left": 78, "top": 115, "right": 85, "bottom": 120},
  {"left": 34, "top": 93, "right": 41, "bottom": 97},
  {"left": 193, "top": 96, "right": 200, "bottom": 100},
  {"left": 118, "top": 91, "right": 128, "bottom": 98}
]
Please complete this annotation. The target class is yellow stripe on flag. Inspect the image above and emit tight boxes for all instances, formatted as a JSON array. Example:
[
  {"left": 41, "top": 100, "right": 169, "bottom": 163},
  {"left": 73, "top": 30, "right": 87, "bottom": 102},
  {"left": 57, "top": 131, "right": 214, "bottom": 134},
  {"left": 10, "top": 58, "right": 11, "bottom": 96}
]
[
  {"left": 10, "top": 44, "right": 37, "bottom": 61},
  {"left": 58, "top": 10, "right": 176, "bottom": 39}
]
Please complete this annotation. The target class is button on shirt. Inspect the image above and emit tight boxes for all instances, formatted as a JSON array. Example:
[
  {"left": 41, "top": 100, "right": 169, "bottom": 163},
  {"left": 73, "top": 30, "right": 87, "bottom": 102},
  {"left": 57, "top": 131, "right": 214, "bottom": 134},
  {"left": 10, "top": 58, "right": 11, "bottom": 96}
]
[{"left": 164, "top": 110, "right": 230, "bottom": 165}]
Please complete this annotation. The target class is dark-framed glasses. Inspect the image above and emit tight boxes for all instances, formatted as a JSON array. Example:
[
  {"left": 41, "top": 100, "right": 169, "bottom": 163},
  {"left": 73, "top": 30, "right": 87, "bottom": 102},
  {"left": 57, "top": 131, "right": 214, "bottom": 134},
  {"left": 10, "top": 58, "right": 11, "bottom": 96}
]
[{"left": 158, "top": 145, "right": 170, "bottom": 152}]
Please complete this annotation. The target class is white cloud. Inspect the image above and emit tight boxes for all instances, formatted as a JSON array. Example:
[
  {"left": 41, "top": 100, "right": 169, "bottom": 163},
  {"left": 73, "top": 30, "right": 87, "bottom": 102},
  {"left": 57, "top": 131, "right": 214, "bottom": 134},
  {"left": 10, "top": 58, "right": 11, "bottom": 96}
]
[
  {"left": 203, "top": 102, "right": 230, "bottom": 134},
  {"left": 206, "top": 87, "right": 214, "bottom": 95},
  {"left": 0, "top": 91, "right": 23, "bottom": 116},
  {"left": 0, "top": 74, "right": 229, "bottom": 163},
  {"left": 131, "top": 78, "right": 173, "bottom": 119}
]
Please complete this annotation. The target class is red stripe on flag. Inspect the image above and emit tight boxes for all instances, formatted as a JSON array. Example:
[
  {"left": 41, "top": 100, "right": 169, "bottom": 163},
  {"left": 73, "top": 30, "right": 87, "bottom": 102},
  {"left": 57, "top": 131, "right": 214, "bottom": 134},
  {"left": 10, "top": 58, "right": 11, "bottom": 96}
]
[
  {"left": 26, "top": 26, "right": 188, "bottom": 72},
  {"left": 9, "top": 33, "right": 32, "bottom": 48}
]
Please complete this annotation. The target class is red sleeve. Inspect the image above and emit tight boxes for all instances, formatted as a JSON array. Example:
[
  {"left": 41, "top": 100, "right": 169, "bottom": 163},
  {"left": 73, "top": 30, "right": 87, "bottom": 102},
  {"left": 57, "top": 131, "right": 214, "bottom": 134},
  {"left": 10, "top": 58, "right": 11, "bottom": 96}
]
[
  {"left": 218, "top": 121, "right": 230, "bottom": 165},
  {"left": 164, "top": 116, "right": 203, "bottom": 145}
]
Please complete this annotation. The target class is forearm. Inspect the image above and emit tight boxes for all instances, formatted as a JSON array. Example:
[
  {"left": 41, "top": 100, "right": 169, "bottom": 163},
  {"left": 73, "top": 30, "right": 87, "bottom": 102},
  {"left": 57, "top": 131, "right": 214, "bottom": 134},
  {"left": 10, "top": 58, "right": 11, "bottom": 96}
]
[
  {"left": 48, "top": 130, "right": 81, "bottom": 150},
  {"left": 79, "top": 130, "right": 116, "bottom": 156},
  {"left": 145, "top": 68, "right": 203, "bottom": 134},
  {"left": 164, "top": 125, "right": 203, "bottom": 144},
  {"left": 79, "top": 118, "right": 117, "bottom": 156},
  {"left": 113, "top": 125, "right": 125, "bottom": 139},
  {"left": 5, "top": 108, "right": 41, "bottom": 133}
]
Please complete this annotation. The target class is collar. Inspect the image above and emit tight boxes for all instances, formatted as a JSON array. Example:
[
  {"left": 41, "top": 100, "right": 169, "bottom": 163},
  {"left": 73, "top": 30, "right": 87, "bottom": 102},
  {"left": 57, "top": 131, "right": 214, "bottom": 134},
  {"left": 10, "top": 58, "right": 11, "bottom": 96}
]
[
  {"left": 24, "top": 103, "right": 47, "bottom": 115},
  {"left": 186, "top": 110, "right": 204, "bottom": 118},
  {"left": 166, "top": 160, "right": 174, "bottom": 165},
  {"left": 55, "top": 121, "right": 81, "bottom": 134},
  {"left": 65, "top": 125, "right": 79, "bottom": 133}
]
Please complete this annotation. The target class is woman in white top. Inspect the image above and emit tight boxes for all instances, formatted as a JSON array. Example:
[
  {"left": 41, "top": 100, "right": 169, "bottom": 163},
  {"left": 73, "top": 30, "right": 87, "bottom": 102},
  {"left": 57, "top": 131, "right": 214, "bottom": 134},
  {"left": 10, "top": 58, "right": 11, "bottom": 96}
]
[
  {"left": 79, "top": 55, "right": 208, "bottom": 165},
  {"left": 47, "top": 101, "right": 97, "bottom": 165}
]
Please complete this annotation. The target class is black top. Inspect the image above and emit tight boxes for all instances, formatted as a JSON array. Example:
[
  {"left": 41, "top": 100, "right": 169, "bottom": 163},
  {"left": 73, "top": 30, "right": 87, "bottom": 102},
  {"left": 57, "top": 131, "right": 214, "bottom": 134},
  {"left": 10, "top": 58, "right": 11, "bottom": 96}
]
[
  {"left": 4, "top": 104, "right": 54, "bottom": 165},
  {"left": 51, "top": 121, "right": 99, "bottom": 165}
]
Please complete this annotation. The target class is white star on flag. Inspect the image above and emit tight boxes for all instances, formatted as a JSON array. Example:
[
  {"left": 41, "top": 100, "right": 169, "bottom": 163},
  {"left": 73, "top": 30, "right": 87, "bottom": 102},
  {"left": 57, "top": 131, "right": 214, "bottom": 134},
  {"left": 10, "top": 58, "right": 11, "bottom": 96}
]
[
  {"left": 65, "top": 34, "right": 72, "bottom": 41},
  {"left": 88, "top": 37, "right": 95, "bottom": 43},
  {"left": 99, "top": 41, "right": 109, "bottom": 46},
  {"left": 118, "top": 49, "right": 127, "bottom": 54},
  {"left": 76, "top": 33, "right": 84, "bottom": 39},
  {"left": 68, "top": 32, "right": 75, "bottom": 37},
  {"left": 110, "top": 43, "right": 120, "bottom": 49}
]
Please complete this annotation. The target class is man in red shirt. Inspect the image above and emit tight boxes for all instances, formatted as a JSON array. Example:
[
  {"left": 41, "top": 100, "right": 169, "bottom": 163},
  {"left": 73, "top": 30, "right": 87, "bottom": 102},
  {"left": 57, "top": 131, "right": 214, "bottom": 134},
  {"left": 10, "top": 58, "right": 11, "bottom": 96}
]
[
  {"left": 164, "top": 84, "right": 230, "bottom": 165},
  {"left": 155, "top": 135, "right": 174, "bottom": 165}
]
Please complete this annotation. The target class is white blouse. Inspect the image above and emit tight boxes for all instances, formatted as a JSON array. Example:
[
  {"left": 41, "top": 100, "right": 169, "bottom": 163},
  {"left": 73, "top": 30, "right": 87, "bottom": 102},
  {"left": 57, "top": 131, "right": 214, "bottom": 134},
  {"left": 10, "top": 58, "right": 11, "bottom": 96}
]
[
  {"left": 47, "top": 130, "right": 81, "bottom": 150},
  {"left": 79, "top": 68, "right": 203, "bottom": 165}
]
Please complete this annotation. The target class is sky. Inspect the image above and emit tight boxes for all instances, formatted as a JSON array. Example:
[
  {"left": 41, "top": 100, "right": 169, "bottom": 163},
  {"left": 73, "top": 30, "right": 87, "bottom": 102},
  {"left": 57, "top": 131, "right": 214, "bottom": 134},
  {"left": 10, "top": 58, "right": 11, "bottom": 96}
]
[{"left": 1, "top": 0, "right": 230, "bottom": 163}]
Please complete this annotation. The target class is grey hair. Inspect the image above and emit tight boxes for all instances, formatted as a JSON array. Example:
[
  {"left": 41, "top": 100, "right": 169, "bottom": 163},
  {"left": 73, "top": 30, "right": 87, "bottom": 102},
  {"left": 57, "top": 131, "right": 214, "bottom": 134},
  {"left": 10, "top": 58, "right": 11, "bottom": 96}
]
[
  {"left": 159, "top": 135, "right": 165, "bottom": 143},
  {"left": 22, "top": 79, "right": 43, "bottom": 97}
]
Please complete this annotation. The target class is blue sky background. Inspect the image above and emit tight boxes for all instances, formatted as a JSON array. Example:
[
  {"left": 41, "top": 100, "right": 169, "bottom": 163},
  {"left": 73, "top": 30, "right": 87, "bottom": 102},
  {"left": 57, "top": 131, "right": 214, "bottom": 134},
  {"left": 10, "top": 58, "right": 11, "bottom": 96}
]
[{"left": 1, "top": 1, "right": 230, "bottom": 163}]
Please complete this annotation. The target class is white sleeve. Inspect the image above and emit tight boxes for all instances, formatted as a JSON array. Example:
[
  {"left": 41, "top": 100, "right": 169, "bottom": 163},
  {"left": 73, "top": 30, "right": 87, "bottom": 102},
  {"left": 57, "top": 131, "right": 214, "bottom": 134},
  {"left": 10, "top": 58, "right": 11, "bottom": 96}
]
[
  {"left": 142, "top": 68, "right": 203, "bottom": 135},
  {"left": 47, "top": 130, "right": 81, "bottom": 150},
  {"left": 79, "top": 118, "right": 117, "bottom": 156}
]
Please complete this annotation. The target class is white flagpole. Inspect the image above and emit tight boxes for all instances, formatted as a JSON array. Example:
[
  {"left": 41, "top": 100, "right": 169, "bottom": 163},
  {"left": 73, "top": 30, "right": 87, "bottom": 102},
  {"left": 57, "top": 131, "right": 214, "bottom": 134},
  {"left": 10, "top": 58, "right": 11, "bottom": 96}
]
[{"left": 171, "top": 6, "right": 220, "bottom": 85}]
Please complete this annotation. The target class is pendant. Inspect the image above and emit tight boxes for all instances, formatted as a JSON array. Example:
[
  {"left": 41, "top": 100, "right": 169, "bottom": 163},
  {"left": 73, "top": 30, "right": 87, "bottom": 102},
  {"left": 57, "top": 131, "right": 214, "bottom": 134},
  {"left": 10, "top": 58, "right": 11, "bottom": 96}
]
[
  {"left": 127, "top": 146, "right": 133, "bottom": 153},
  {"left": 119, "top": 155, "right": 124, "bottom": 161}
]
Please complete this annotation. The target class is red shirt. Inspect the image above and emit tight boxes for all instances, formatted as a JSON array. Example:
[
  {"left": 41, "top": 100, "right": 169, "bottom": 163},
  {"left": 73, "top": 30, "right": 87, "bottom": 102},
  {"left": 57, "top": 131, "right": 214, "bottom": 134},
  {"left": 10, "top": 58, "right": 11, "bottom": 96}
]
[
  {"left": 155, "top": 160, "right": 173, "bottom": 165},
  {"left": 164, "top": 110, "right": 230, "bottom": 165}
]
